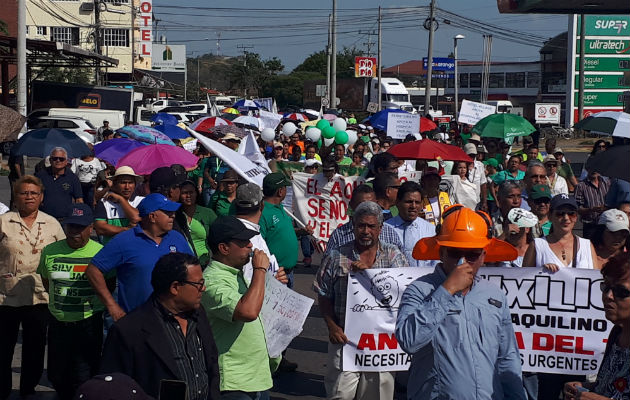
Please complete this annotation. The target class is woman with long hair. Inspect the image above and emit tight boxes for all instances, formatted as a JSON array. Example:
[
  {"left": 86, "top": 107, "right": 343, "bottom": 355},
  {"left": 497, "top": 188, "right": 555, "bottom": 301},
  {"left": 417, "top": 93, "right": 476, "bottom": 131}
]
[
  {"left": 451, "top": 161, "right": 480, "bottom": 210},
  {"left": 591, "top": 209, "right": 629, "bottom": 269}
]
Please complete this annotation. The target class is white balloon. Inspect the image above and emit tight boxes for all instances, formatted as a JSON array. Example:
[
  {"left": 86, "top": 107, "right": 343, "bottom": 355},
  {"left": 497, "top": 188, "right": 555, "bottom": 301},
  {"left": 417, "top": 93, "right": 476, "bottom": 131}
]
[
  {"left": 346, "top": 130, "right": 358, "bottom": 145},
  {"left": 282, "top": 122, "right": 297, "bottom": 137},
  {"left": 306, "top": 127, "right": 321, "bottom": 142},
  {"left": 260, "top": 128, "right": 275, "bottom": 142},
  {"left": 324, "top": 137, "right": 335, "bottom": 146},
  {"left": 332, "top": 118, "right": 347, "bottom": 132}
]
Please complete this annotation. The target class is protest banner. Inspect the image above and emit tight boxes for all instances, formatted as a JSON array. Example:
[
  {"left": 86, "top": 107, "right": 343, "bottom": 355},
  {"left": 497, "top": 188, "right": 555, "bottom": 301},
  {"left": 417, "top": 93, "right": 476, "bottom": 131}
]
[
  {"left": 398, "top": 170, "right": 421, "bottom": 183},
  {"left": 261, "top": 273, "right": 314, "bottom": 358},
  {"left": 272, "top": 161, "right": 366, "bottom": 179},
  {"left": 343, "top": 267, "right": 611, "bottom": 375},
  {"left": 386, "top": 113, "right": 420, "bottom": 139},
  {"left": 458, "top": 100, "right": 496, "bottom": 126},
  {"left": 238, "top": 130, "right": 271, "bottom": 173},
  {"left": 292, "top": 172, "right": 365, "bottom": 251}
]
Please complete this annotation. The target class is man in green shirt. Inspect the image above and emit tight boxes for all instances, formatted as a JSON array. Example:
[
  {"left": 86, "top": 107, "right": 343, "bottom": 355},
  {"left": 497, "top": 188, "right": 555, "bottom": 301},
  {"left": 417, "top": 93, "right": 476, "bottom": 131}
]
[
  {"left": 37, "top": 204, "right": 105, "bottom": 400},
  {"left": 259, "top": 173, "right": 312, "bottom": 289},
  {"left": 202, "top": 216, "right": 280, "bottom": 397},
  {"left": 208, "top": 169, "right": 238, "bottom": 217}
]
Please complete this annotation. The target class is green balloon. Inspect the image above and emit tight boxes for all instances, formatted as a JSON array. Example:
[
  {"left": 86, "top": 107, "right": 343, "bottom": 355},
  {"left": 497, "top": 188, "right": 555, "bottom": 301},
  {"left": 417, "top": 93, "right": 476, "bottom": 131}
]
[
  {"left": 335, "top": 130, "right": 348, "bottom": 144},
  {"left": 322, "top": 126, "right": 336, "bottom": 139},
  {"left": 317, "top": 138, "right": 322, "bottom": 148},
  {"left": 316, "top": 119, "right": 330, "bottom": 130}
]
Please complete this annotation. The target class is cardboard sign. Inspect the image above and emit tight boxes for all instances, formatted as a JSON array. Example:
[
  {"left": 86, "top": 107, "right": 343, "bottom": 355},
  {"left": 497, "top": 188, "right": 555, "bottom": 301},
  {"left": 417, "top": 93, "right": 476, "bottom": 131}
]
[
  {"left": 458, "top": 100, "right": 496, "bottom": 126},
  {"left": 386, "top": 113, "right": 420, "bottom": 139}
]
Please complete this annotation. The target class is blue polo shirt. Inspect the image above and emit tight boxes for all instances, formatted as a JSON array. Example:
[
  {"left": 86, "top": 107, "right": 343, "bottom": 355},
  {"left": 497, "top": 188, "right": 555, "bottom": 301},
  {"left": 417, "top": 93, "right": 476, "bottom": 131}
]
[
  {"left": 90, "top": 225, "right": 192, "bottom": 312},
  {"left": 35, "top": 167, "right": 83, "bottom": 219}
]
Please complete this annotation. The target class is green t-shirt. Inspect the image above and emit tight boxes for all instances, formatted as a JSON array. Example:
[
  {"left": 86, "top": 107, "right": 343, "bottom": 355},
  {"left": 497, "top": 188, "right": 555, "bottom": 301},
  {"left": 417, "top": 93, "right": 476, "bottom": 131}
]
[
  {"left": 260, "top": 201, "right": 298, "bottom": 270},
  {"left": 487, "top": 173, "right": 498, "bottom": 201},
  {"left": 541, "top": 220, "right": 552, "bottom": 236},
  {"left": 460, "top": 133, "right": 471, "bottom": 144},
  {"left": 188, "top": 205, "right": 217, "bottom": 266},
  {"left": 557, "top": 163, "right": 575, "bottom": 181},
  {"left": 337, "top": 157, "right": 352, "bottom": 166},
  {"left": 209, "top": 191, "right": 236, "bottom": 217},
  {"left": 492, "top": 169, "right": 525, "bottom": 186},
  {"left": 37, "top": 239, "right": 104, "bottom": 322},
  {"left": 201, "top": 261, "right": 279, "bottom": 392}
]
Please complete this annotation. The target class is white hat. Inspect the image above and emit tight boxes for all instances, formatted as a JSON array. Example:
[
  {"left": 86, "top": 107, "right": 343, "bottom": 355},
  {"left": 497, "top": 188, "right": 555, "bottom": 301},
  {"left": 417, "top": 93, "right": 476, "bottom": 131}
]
[
  {"left": 463, "top": 143, "right": 477, "bottom": 155},
  {"left": 304, "top": 159, "right": 322, "bottom": 167},
  {"left": 598, "top": 209, "right": 630, "bottom": 232},
  {"left": 553, "top": 148, "right": 564, "bottom": 154},
  {"left": 469, "top": 133, "right": 481, "bottom": 142}
]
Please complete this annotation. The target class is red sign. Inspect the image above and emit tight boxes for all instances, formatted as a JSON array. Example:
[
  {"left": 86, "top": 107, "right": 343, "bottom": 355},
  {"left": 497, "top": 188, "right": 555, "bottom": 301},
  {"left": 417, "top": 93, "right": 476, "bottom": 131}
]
[
  {"left": 355, "top": 57, "right": 377, "bottom": 78},
  {"left": 574, "top": 107, "right": 623, "bottom": 122}
]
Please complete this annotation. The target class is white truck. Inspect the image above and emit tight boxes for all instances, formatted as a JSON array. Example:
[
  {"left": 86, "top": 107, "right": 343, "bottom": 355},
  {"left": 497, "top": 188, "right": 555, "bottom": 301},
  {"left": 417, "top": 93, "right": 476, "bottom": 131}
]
[
  {"left": 29, "top": 108, "right": 126, "bottom": 130},
  {"left": 368, "top": 78, "right": 415, "bottom": 112}
]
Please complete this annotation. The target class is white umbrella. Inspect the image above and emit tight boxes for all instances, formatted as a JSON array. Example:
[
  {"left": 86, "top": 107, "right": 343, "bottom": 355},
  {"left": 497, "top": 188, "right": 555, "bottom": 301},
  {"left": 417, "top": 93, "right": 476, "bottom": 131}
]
[
  {"left": 233, "top": 115, "right": 262, "bottom": 131},
  {"left": 574, "top": 111, "right": 630, "bottom": 138}
]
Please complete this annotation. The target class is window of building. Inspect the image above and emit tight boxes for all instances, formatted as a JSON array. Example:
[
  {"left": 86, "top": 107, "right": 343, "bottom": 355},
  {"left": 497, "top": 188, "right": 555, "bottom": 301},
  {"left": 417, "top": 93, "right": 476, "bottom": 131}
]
[
  {"left": 469, "top": 73, "right": 481, "bottom": 88},
  {"left": 527, "top": 72, "right": 540, "bottom": 88},
  {"left": 102, "top": 0, "right": 130, "bottom": 3},
  {"left": 506, "top": 72, "right": 525, "bottom": 88},
  {"left": 36, "top": 26, "right": 47, "bottom": 36},
  {"left": 489, "top": 73, "right": 505, "bottom": 88},
  {"left": 51, "top": 27, "right": 79, "bottom": 45},
  {"left": 103, "top": 29, "right": 130, "bottom": 47},
  {"left": 459, "top": 73, "right": 469, "bottom": 88}
]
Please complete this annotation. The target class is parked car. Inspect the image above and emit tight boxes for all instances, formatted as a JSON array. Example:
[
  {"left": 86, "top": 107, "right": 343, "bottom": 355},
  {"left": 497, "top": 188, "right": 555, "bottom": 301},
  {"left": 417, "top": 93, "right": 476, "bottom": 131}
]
[
  {"left": 26, "top": 116, "right": 97, "bottom": 143},
  {"left": 149, "top": 99, "right": 183, "bottom": 112}
]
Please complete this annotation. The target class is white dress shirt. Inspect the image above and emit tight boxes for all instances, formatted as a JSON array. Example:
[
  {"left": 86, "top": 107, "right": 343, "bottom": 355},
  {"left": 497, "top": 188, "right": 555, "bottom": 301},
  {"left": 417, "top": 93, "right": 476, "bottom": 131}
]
[{"left": 385, "top": 215, "right": 437, "bottom": 267}]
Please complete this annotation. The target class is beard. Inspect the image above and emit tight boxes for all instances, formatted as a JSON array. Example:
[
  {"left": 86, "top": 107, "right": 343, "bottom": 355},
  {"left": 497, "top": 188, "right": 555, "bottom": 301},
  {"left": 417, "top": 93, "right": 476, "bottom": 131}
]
[{"left": 357, "top": 238, "right": 374, "bottom": 247}]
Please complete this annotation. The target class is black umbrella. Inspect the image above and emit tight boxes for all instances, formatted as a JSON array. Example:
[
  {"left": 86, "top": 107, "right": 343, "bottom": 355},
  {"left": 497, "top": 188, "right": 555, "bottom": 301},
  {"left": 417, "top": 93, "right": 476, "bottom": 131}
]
[
  {"left": 11, "top": 128, "right": 91, "bottom": 158},
  {"left": 585, "top": 145, "right": 630, "bottom": 182}
]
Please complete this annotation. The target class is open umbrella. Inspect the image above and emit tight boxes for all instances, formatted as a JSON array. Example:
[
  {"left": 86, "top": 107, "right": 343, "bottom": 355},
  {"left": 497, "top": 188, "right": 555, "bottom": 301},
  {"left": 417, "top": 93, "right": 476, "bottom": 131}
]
[
  {"left": 153, "top": 124, "right": 190, "bottom": 140},
  {"left": 94, "top": 138, "right": 145, "bottom": 166},
  {"left": 209, "top": 124, "right": 247, "bottom": 139},
  {"left": 222, "top": 107, "right": 240, "bottom": 115},
  {"left": 117, "top": 144, "right": 199, "bottom": 175},
  {"left": 471, "top": 113, "right": 535, "bottom": 141},
  {"left": 117, "top": 125, "right": 174, "bottom": 145},
  {"left": 388, "top": 139, "right": 473, "bottom": 162},
  {"left": 573, "top": 111, "right": 630, "bottom": 138},
  {"left": 232, "top": 99, "right": 263, "bottom": 110},
  {"left": 367, "top": 109, "right": 410, "bottom": 131},
  {"left": 322, "top": 113, "right": 338, "bottom": 121},
  {"left": 150, "top": 112, "right": 178, "bottom": 125},
  {"left": 420, "top": 117, "right": 438, "bottom": 133},
  {"left": 233, "top": 115, "right": 262, "bottom": 131},
  {"left": 585, "top": 145, "right": 630, "bottom": 182},
  {"left": 189, "top": 116, "right": 233, "bottom": 134},
  {"left": 283, "top": 113, "right": 309, "bottom": 122},
  {"left": 0, "top": 104, "right": 26, "bottom": 143},
  {"left": 11, "top": 128, "right": 91, "bottom": 158}
]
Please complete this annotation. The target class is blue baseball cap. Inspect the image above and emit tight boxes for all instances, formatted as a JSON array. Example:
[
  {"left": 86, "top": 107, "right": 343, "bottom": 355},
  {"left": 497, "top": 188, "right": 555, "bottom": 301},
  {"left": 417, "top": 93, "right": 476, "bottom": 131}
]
[
  {"left": 137, "top": 193, "right": 181, "bottom": 217},
  {"left": 64, "top": 203, "right": 94, "bottom": 226}
]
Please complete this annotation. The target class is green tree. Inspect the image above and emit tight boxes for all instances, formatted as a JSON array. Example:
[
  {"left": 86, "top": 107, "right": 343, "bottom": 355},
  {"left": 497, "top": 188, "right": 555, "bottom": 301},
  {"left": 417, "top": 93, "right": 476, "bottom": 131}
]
[
  {"left": 228, "top": 52, "right": 284, "bottom": 97},
  {"left": 34, "top": 67, "right": 93, "bottom": 85}
]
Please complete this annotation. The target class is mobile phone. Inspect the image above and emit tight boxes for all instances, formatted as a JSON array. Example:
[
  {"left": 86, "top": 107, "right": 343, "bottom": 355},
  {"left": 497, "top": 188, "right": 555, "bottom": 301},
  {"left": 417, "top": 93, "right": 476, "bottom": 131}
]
[
  {"left": 159, "top": 380, "right": 188, "bottom": 400},
  {"left": 576, "top": 386, "right": 590, "bottom": 393}
]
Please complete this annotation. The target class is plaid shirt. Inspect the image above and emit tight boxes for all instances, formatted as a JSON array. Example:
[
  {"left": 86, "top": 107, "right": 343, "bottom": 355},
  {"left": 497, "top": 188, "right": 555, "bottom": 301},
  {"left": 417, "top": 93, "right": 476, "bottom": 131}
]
[
  {"left": 324, "top": 220, "right": 405, "bottom": 257},
  {"left": 575, "top": 177, "right": 610, "bottom": 224},
  {"left": 313, "top": 241, "right": 409, "bottom": 328}
]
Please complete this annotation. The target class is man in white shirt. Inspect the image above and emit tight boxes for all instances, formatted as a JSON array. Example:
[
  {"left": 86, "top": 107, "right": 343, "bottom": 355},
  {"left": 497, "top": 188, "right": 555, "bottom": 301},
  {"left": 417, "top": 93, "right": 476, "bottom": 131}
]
[
  {"left": 543, "top": 155, "right": 569, "bottom": 196},
  {"left": 386, "top": 181, "right": 436, "bottom": 267},
  {"left": 464, "top": 143, "right": 488, "bottom": 211}
]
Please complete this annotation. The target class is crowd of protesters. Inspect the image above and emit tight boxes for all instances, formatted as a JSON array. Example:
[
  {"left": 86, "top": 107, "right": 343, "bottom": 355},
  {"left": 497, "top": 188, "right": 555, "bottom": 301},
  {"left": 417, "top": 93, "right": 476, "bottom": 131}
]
[{"left": 0, "top": 109, "right": 628, "bottom": 400}]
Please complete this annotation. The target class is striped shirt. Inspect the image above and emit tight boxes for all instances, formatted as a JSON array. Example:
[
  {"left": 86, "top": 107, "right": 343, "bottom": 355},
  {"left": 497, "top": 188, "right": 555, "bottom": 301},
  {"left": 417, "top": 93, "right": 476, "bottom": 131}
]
[
  {"left": 155, "top": 299, "right": 209, "bottom": 400},
  {"left": 324, "top": 219, "right": 404, "bottom": 257},
  {"left": 574, "top": 177, "right": 610, "bottom": 224}
]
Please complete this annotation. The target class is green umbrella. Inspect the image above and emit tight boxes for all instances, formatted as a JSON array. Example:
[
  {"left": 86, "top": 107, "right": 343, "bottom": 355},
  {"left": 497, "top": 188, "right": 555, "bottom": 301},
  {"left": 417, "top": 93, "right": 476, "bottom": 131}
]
[{"left": 471, "top": 113, "right": 535, "bottom": 142}]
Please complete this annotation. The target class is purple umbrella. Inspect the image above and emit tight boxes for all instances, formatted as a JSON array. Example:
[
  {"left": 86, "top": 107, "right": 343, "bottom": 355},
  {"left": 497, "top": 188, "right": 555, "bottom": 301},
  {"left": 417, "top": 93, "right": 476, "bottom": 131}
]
[
  {"left": 94, "top": 138, "right": 145, "bottom": 166},
  {"left": 116, "top": 144, "right": 199, "bottom": 175},
  {"left": 117, "top": 125, "right": 174, "bottom": 145}
]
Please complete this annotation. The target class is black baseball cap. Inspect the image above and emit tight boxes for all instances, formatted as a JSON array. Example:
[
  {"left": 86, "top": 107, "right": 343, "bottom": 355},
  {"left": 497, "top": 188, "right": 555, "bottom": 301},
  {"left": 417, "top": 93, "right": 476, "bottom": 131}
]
[
  {"left": 64, "top": 204, "right": 94, "bottom": 226},
  {"left": 208, "top": 216, "right": 258, "bottom": 247},
  {"left": 149, "top": 167, "right": 178, "bottom": 192},
  {"left": 550, "top": 193, "right": 577, "bottom": 210},
  {"left": 73, "top": 373, "right": 154, "bottom": 400}
]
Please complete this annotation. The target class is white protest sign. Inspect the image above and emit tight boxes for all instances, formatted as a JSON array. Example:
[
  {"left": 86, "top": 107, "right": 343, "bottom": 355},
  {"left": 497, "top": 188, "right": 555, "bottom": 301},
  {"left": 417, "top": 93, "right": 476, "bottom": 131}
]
[
  {"left": 181, "top": 138, "right": 198, "bottom": 153},
  {"left": 261, "top": 273, "right": 314, "bottom": 358},
  {"left": 188, "top": 128, "right": 269, "bottom": 186},
  {"left": 458, "top": 100, "right": 496, "bottom": 126},
  {"left": 259, "top": 110, "right": 283, "bottom": 131},
  {"left": 535, "top": 103, "right": 561, "bottom": 124},
  {"left": 343, "top": 267, "right": 611, "bottom": 374},
  {"left": 386, "top": 113, "right": 420, "bottom": 139},
  {"left": 398, "top": 170, "right": 421, "bottom": 183},
  {"left": 238, "top": 130, "right": 271, "bottom": 173},
  {"left": 292, "top": 172, "right": 365, "bottom": 251}
]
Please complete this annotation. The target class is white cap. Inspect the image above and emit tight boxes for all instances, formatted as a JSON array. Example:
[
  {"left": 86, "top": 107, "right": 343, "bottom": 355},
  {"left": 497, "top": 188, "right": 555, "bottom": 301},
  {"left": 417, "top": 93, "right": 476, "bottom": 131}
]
[
  {"left": 470, "top": 133, "right": 481, "bottom": 142},
  {"left": 304, "top": 159, "right": 322, "bottom": 167},
  {"left": 598, "top": 209, "right": 630, "bottom": 232},
  {"left": 463, "top": 143, "right": 477, "bottom": 155},
  {"left": 508, "top": 208, "right": 539, "bottom": 228}
]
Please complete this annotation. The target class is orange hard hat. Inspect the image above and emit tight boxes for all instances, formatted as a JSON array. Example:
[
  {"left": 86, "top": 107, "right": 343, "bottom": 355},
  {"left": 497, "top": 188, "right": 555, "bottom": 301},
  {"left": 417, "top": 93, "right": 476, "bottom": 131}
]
[{"left": 412, "top": 204, "right": 517, "bottom": 262}]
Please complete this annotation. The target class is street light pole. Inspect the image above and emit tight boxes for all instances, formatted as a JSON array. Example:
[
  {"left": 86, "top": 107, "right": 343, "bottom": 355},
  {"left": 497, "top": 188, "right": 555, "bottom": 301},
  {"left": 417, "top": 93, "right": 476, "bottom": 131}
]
[{"left": 453, "top": 34, "right": 465, "bottom": 123}]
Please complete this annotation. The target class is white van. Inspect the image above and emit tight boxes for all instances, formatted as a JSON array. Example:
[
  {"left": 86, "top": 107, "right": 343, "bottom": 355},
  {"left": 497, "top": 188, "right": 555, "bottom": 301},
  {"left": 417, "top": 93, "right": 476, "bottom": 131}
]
[
  {"left": 30, "top": 108, "right": 126, "bottom": 130},
  {"left": 486, "top": 101, "right": 513, "bottom": 113}
]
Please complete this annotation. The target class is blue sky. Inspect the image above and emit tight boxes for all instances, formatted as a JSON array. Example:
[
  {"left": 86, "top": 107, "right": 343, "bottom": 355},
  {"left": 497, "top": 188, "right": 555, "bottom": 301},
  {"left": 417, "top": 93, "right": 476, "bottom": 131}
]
[{"left": 153, "top": 0, "right": 569, "bottom": 71}]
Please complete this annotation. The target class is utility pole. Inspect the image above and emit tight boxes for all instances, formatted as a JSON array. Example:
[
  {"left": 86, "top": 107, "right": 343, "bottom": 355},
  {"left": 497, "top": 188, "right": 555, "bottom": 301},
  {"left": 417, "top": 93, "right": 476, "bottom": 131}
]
[
  {"left": 577, "top": 14, "right": 586, "bottom": 128},
  {"left": 17, "top": 0, "right": 27, "bottom": 121},
  {"left": 327, "top": 14, "right": 332, "bottom": 107},
  {"left": 216, "top": 31, "right": 222, "bottom": 56},
  {"left": 423, "top": 0, "right": 437, "bottom": 115},
  {"left": 94, "top": 0, "right": 102, "bottom": 85},
  {"left": 377, "top": 6, "right": 382, "bottom": 111},
  {"left": 453, "top": 34, "right": 465, "bottom": 122},
  {"left": 359, "top": 30, "right": 377, "bottom": 57},
  {"left": 237, "top": 44, "right": 254, "bottom": 98},
  {"left": 330, "top": 0, "right": 337, "bottom": 111}
]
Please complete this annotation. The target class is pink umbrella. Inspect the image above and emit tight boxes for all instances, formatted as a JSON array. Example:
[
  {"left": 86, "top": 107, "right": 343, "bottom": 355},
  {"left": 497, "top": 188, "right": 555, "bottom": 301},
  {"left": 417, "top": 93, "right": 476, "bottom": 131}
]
[
  {"left": 322, "top": 113, "right": 337, "bottom": 121},
  {"left": 116, "top": 144, "right": 199, "bottom": 175},
  {"left": 189, "top": 116, "right": 233, "bottom": 134}
]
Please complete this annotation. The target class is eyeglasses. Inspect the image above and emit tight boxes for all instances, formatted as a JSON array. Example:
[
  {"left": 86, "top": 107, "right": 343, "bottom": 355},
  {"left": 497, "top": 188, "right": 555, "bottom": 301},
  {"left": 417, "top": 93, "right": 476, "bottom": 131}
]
[
  {"left": 600, "top": 282, "right": 630, "bottom": 299},
  {"left": 554, "top": 210, "right": 577, "bottom": 218},
  {"left": 50, "top": 157, "right": 66, "bottom": 162},
  {"left": 529, "top": 174, "right": 547, "bottom": 180},
  {"left": 532, "top": 198, "right": 551, "bottom": 205},
  {"left": 18, "top": 191, "right": 41, "bottom": 197},
  {"left": 180, "top": 279, "right": 205, "bottom": 292},
  {"left": 545, "top": 164, "right": 557, "bottom": 168}
]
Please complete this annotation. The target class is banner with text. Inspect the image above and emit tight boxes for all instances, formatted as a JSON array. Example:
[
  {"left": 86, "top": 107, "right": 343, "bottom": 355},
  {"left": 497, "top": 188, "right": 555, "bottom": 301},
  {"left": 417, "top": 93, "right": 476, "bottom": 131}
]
[
  {"left": 386, "top": 113, "right": 420, "bottom": 139},
  {"left": 292, "top": 172, "right": 365, "bottom": 251},
  {"left": 343, "top": 267, "right": 611, "bottom": 374},
  {"left": 458, "top": 99, "right": 496, "bottom": 126}
]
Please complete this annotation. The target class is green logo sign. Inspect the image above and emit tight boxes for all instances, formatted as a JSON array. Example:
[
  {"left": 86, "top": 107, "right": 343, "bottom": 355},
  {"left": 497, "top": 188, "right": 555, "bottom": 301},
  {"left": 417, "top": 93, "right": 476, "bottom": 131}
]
[
  {"left": 574, "top": 91, "right": 624, "bottom": 106},
  {"left": 577, "top": 39, "right": 630, "bottom": 55},
  {"left": 580, "top": 15, "right": 630, "bottom": 36},
  {"left": 575, "top": 57, "right": 630, "bottom": 72},
  {"left": 574, "top": 75, "right": 629, "bottom": 89}
]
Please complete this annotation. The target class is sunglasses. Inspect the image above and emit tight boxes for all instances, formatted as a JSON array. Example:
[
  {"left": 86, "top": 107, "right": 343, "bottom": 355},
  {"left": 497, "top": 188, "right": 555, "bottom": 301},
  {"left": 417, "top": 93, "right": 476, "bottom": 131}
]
[
  {"left": 50, "top": 157, "right": 67, "bottom": 162},
  {"left": 446, "top": 248, "right": 483, "bottom": 261},
  {"left": 600, "top": 282, "right": 630, "bottom": 299},
  {"left": 180, "top": 279, "right": 205, "bottom": 292},
  {"left": 532, "top": 198, "right": 550, "bottom": 205},
  {"left": 554, "top": 210, "right": 577, "bottom": 218}
]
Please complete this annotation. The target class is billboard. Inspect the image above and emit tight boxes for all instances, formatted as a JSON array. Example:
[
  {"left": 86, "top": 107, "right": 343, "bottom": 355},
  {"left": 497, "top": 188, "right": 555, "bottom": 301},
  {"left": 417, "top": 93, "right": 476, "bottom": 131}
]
[
  {"left": 422, "top": 57, "right": 455, "bottom": 72},
  {"left": 355, "top": 57, "right": 377, "bottom": 78},
  {"left": 567, "top": 14, "right": 630, "bottom": 126},
  {"left": 152, "top": 44, "right": 186, "bottom": 71},
  {"left": 137, "top": 0, "right": 152, "bottom": 58}
]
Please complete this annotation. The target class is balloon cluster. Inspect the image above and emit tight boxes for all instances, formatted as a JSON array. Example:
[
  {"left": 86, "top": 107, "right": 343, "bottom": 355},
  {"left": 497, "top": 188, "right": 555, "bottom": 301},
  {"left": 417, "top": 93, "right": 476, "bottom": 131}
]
[{"left": 309, "top": 118, "right": 357, "bottom": 146}]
